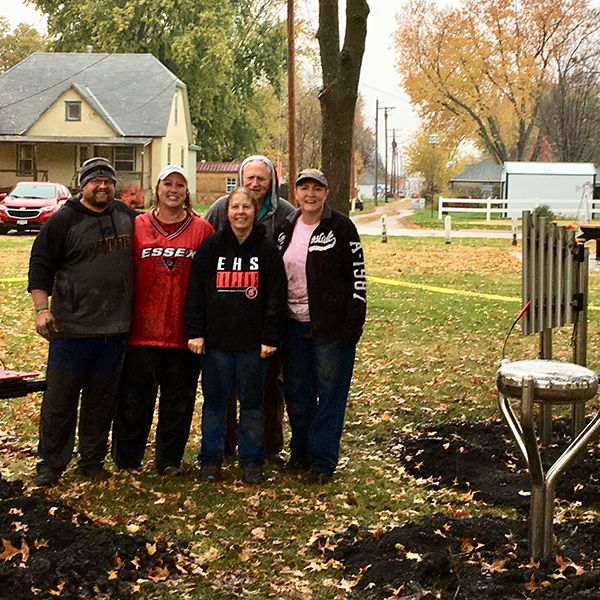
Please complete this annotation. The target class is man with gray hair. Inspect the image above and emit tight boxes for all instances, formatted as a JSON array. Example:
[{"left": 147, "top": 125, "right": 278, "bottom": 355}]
[
  {"left": 28, "top": 157, "right": 136, "bottom": 486},
  {"left": 205, "top": 155, "right": 294, "bottom": 465}
]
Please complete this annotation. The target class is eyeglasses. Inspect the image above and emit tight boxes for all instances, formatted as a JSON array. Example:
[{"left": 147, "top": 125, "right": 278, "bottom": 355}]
[{"left": 89, "top": 178, "right": 115, "bottom": 186}]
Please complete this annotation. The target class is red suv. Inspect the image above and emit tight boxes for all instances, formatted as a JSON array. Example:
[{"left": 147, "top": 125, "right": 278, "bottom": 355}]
[{"left": 0, "top": 182, "right": 71, "bottom": 234}]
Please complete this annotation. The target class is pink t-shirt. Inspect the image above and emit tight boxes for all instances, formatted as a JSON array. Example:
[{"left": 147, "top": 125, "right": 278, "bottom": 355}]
[{"left": 283, "top": 220, "right": 319, "bottom": 322}]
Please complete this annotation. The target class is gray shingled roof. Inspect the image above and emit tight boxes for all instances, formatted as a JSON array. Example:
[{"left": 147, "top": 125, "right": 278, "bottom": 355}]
[
  {"left": 0, "top": 52, "right": 183, "bottom": 137},
  {"left": 450, "top": 159, "right": 503, "bottom": 183}
]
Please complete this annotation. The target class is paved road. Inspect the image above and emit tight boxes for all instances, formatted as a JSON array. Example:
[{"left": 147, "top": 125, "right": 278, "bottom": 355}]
[{"left": 351, "top": 202, "right": 520, "bottom": 240}]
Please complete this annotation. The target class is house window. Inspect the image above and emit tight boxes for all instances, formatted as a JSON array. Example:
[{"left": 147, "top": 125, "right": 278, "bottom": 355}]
[
  {"left": 226, "top": 177, "right": 236, "bottom": 193},
  {"left": 93, "top": 146, "right": 113, "bottom": 162},
  {"left": 114, "top": 146, "right": 135, "bottom": 172},
  {"left": 180, "top": 147, "right": 184, "bottom": 168},
  {"left": 65, "top": 101, "right": 81, "bottom": 121},
  {"left": 17, "top": 144, "right": 33, "bottom": 174},
  {"left": 167, "top": 144, "right": 172, "bottom": 164},
  {"left": 77, "top": 145, "right": 90, "bottom": 167}
]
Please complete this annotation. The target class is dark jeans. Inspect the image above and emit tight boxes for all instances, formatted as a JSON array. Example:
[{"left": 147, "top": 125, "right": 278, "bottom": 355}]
[
  {"left": 282, "top": 319, "right": 356, "bottom": 475},
  {"left": 112, "top": 346, "right": 201, "bottom": 471},
  {"left": 200, "top": 348, "right": 268, "bottom": 467},
  {"left": 224, "top": 352, "right": 284, "bottom": 457},
  {"left": 37, "top": 335, "right": 127, "bottom": 475}
]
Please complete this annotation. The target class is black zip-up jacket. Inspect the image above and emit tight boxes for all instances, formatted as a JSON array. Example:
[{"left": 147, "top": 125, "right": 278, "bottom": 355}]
[
  {"left": 184, "top": 221, "right": 287, "bottom": 352},
  {"left": 276, "top": 204, "right": 367, "bottom": 346},
  {"left": 28, "top": 194, "right": 135, "bottom": 337}
]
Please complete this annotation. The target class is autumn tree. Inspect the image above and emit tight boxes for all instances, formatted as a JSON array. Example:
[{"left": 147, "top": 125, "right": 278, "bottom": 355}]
[
  {"left": 0, "top": 18, "right": 48, "bottom": 72},
  {"left": 405, "top": 129, "right": 466, "bottom": 203},
  {"left": 317, "top": 0, "right": 369, "bottom": 214},
  {"left": 395, "top": 0, "right": 600, "bottom": 163},
  {"left": 30, "top": 0, "right": 287, "bottom": 159},
  {"left": 353, "top": 94, "right": 375, "bottom": 181},
  {"left": 539, "top": 70, "right": 600, "bottom": 163}
]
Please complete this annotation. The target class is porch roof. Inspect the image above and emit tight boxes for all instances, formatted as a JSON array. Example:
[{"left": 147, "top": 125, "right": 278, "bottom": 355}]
[{"left": 0, "top": 135, "right": 153, "bottom": 145}]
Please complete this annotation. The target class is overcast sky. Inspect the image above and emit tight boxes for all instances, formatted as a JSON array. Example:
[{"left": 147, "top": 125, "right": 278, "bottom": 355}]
[{"left": 1, "top": 1, "right": 416, "bottom": 152}]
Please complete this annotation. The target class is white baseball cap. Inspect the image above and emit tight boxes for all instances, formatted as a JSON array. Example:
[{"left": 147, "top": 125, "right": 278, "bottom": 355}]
[{"left": 157, "top": 165, "right": 188, "bottom": 183}]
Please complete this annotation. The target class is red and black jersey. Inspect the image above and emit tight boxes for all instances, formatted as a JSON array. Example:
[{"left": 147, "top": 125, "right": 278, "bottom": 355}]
[{"left": 129, "top": 210, "right": 214, "bottom": 349}]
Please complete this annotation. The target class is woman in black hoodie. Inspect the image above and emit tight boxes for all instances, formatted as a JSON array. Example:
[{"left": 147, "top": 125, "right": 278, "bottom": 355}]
[{"left": 185, "top": 187, "right": 286, "bottom": 484}]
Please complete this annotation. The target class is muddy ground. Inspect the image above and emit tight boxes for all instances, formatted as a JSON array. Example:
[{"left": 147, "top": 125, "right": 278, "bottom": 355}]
[
  {"left": 3, "top": 418, "right": 600, "bottom": 598},
  {"left": 330, "top": 419, "right": 600, "bottom": 599},
  {"left": 0, "top": 478, "right": 189, "bottom": 599}
]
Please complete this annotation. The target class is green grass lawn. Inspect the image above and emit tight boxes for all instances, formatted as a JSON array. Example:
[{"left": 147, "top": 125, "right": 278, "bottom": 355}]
[
  {"left": 408, "top": 206, "right": 584, "bottom": 232},
  {"left": 1, "top": 233, "right": 599, "bottom": 598}
]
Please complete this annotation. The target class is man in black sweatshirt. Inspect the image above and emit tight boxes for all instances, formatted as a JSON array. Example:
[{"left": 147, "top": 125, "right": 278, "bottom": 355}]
[{"left": 28, "top": 157, "right": 136, "bottom": 487}]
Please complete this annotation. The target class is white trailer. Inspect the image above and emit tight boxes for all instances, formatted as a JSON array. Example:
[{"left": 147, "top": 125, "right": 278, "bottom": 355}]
[{"left": 501, "top": 162, "right": 596, "bottom": 217}]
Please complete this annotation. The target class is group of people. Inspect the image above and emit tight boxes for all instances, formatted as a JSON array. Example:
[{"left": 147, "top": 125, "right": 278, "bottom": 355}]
[{"left": 27, "top": 154, "right": 367, "bottom": 488}]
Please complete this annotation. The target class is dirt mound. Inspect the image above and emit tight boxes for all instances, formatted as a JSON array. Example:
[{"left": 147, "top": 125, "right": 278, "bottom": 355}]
[
  {"left": 331, "top": 515, "right": 600, "bottom": 599},
  {"left": 0, "top": 477, "right": 188, "bottom": 599},
  {"left": 390, "top": 419, "right": 600, "bottom": 510},
  {"left": 328, "top": 420, "right": 600, "bottom": 598}
]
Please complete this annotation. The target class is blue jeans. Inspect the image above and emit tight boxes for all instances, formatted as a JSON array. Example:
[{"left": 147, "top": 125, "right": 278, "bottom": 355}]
[
  {"left": 282, "top": 319, "right": 356, "bottom": 475},
  {"left": 200, "top": 348, "right": 268, "bottom": 467},
  {"left": 38, "top": 335, "right": 127, "bottom": 474}
]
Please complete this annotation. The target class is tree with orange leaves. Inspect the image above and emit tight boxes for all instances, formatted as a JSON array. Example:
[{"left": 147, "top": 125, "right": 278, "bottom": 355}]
[{"left": 395, "top": 0, "right": 600, "bottom": 163}]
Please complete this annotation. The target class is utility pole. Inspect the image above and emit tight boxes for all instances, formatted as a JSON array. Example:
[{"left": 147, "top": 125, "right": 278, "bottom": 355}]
[
  {"left": 387, "top": 128, "right": 401, "bottom": 197},
  {"left": 374, "top": 99, "right": 379, "bottom": 207},
  {"left": 287, "top": 0, "right": 296, "bottom": 205},
  {"left": 375, "top": 102, "right": 394, "bottom": 206},
  {"left": 382, "top": 106, "right": 395, "bottom": 203}
]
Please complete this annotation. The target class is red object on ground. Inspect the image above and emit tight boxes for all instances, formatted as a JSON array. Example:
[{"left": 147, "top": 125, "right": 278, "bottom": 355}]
[
  {"left": 0, "top": 369, "right": 45, "bottom": 399},
  {"left": 0, "top": 369, "right": 40, "bottom": 381}
]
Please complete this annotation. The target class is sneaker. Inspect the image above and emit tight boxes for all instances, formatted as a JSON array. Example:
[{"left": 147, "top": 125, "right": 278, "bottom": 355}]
[
  {"left": 80, "top": 466, "right": 111, "bottom": 481},
  {"left": 265, "top": 453, "right": 286, "bottom": 469},
  {"left": 199, "top": 464, "right": 221, "bottom": 482},
  {"left": 242, "top": 464, "right": 264, "bottom": 484},
  {"left": 33, "top": 470, "right": 60, "bottom": 487},
  {"left": 158, "top": 466, "right": 184, "bottom": 477},
  {"left": 302, "top": 469, "right": 332, "bottom": 485}
]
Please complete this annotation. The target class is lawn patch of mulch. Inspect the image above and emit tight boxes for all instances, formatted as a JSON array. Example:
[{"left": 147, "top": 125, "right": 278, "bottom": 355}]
[
  {"left": 327, "top": 419, "right": 600, "bottom": 598},
  {"left": 330, "top": 514, "right": 600, "bottom": 599},
  {"left": 389, "top": 419, "right": 600, "bottom": 510},
  {"left": 0, "top": 477, "right": 194, "bottom": 599}
]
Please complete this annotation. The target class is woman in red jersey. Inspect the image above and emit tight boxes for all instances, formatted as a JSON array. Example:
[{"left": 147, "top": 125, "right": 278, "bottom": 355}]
[{"left": 112, "top": 165, "right": 214, "bottom": 475}]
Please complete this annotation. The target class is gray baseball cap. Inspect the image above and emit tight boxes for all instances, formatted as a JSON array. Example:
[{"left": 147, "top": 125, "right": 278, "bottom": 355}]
[{"left": 295, "top": 168, "right": 328, "bottom": 188}]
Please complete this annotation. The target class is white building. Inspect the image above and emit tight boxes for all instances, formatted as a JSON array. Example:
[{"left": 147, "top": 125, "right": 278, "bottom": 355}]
[{"left": 501, "top": 162, "right": 596, "bottom": 217}]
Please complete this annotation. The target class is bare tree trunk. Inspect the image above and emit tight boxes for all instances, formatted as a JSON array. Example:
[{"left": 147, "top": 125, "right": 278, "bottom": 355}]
[{"left": 317, "top": 0, "right": 369, "bottom": 214}]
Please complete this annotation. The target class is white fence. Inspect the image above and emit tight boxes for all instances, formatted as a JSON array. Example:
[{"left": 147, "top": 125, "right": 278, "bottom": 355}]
[{"left": 438, "top": 197, "right": 600, "bottom": 221}]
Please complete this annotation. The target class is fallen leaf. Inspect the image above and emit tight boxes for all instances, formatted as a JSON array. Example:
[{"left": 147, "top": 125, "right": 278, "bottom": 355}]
[
  {"left": 146, "top": 542, "right": 156, "bottom": 556},
  {"left": 239, "top": 549, "right": 251, "bottom": 562},
  {"left": 405, "top": 551, "right": 423, "bottom": 562},
  {"left": 146, "top": 565, "right": 170, "bottom": 582},
  {"left": 0, "top": 538, "right": 29, "bottom": 562},
  {"left": 49, "top": 581, "right": 65, "bottom": 596}
]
